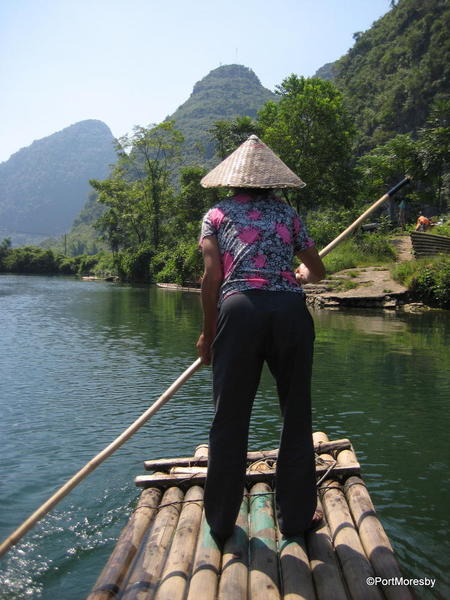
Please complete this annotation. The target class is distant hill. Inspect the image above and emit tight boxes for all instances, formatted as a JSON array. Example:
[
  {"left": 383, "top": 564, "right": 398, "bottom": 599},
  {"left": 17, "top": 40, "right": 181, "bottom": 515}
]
[
  {"left": 314, "top": 0, "right": 449, "bottom": 151},
  {"left": 0, "top": 120, "right": 116, "bottom": 243},
  {"left": 166, "top": 64, "right": 276, "bottom": 165},
  {"left": 313, "top": 62, "right": 337, "bottom": 82}
]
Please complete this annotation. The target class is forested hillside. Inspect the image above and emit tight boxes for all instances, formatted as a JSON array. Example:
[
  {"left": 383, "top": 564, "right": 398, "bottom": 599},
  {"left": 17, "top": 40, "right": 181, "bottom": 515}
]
[
  {"left": 0, "top": 120, "right": 115, "bottom": 241},
  {"left": 167, "top": 64, "right": 276, "bottom": 164},
  {"left": 316, "top": 0, "right": 449, "bottom": 151}
]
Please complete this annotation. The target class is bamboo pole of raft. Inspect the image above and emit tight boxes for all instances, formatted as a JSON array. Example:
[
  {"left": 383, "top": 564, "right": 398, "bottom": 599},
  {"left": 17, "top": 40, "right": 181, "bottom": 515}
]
[
  {"left": 186, "top": 513, "right": 222, "bottom": 600},
  {"left": 313, "top": 431, "right": 330, "bottom": 445},
  {"left": 320, "top": 479, "right": 383, "bottom": 600},
  {"left": 135, "top": 462, "right": 361, "bottom": 488},
  {"left": 343, "top": 476, "right": 413, "bottom": 600},
  {"left": 123, "top": 486, "right": 184, "bottom": 600},
  {"left": 317, "top": 177, "right": 411, "bottom": 259},
  {"left": 87, "top": 487, "right": 162, "bottom": 600},
  {"left": 279, "top": 525, "right": 316, "bottom": 600},
  {"left": 306, "top": 498, "right": 349, "bottom": 600},
  {"left": 143, "top": 439, "right": 353, "bottom": 471},
  {"left": 0, "top": 357, "right": 203, "bottom": 558},
  {"left": 154, "top": 485, "right": 204, "bottom": 600},
  {"left": 249, "top": 482, "right": 281, "bottom": 600},
  {"left": 218, "top": 495, "right": 250, "bottom": 600},
  {"left": 336, "top": 449, "right": 359, "bottom": 468}
]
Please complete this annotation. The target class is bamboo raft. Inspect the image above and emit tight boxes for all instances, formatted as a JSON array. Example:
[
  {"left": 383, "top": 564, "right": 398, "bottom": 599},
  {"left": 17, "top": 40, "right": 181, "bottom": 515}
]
[{"left": 87, "top": 432, "right": 412, "bottom": 600}]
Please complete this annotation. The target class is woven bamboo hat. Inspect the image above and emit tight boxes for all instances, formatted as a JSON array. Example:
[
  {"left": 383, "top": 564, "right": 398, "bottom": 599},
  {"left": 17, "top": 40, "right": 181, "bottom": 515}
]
[{"left": 200, "top": 135, "right": 306, "bottom": 189}]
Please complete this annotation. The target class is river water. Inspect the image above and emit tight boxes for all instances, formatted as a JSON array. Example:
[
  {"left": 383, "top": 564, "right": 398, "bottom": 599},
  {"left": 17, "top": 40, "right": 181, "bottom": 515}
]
[{"left": 0, "top": 275, "right": 448, "bottom": 599}]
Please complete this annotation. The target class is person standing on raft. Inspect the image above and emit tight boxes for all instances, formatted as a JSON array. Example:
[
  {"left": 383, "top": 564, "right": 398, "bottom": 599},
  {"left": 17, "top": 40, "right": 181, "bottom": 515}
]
[{"left": 196, "top": 135, "right": 326, "bottom": 542}]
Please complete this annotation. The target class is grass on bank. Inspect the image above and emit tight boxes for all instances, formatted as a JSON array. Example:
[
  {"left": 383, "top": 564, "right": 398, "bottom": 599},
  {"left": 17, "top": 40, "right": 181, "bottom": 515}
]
[
  {"left": 429, "top": 220, "right": 450, "bottom": 237},
  {"left": 322, "top": 234, "right": 397, "bottom": 274}
]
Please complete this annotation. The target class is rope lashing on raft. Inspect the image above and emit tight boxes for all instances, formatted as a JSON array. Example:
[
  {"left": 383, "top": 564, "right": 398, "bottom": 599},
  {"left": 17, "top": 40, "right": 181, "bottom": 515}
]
[{"left": 132, "top": 454, "right": 341, "bottom": 514}]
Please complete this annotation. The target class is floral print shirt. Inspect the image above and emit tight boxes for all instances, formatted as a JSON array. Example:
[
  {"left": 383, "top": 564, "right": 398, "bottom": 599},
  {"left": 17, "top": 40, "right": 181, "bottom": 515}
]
[{"left": 200, "top": 191, "right": 314, "bottom": 305}]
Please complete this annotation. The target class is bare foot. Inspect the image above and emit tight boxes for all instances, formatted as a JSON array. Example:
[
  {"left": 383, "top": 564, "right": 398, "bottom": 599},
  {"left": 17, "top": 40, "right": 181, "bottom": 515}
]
[
  {"left": 308, "top": 508, "right": 323, "bottom": 531},
  {"left": 282, "top": 509, "right": 324, "bottom": 538}
]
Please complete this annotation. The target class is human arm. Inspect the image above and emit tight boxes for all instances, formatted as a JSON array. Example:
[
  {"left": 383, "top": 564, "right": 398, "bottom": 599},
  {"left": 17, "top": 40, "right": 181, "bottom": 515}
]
[
  {"left": 295, "top": 245, "right": 326, "bottom": 284},
  {"left": 196, "top": 235, "right": 223, "bottom": 365}
]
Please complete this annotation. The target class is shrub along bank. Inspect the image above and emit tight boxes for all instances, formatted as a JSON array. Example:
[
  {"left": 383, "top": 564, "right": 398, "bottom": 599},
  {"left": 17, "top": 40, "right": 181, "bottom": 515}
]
[
  {"left": 392, "top": 255, "right": 450, "bottom": 309},
  {"left": 2, "top": 236, "right": 449, "bottom": 309},
  {"left": 0, "top": 244, "right": 115, "bottom": 278}
]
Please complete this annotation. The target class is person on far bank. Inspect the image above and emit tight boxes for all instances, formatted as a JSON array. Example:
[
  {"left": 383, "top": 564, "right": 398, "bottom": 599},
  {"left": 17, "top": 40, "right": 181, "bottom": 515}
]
[
  {"left": 415, "top": 212, "right": 432, "bottom": 232},
  {"left": 398, "top": 198, "right": 407, "bottom": 228},
  {"left": 196, "top": 135, "right": 326, "bottom": 543}
]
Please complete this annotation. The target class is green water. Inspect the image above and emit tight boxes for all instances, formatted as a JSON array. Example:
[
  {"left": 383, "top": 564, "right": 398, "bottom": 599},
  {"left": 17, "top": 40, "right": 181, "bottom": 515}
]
[{"left": 0, "top": 275, "right": 448, "bottom": 599}]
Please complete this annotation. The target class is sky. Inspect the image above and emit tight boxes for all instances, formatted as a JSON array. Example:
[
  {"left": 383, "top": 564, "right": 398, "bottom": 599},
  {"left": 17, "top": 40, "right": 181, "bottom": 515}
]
[{"left": 0, "top": 0, "right": 392, "bottom": 163}]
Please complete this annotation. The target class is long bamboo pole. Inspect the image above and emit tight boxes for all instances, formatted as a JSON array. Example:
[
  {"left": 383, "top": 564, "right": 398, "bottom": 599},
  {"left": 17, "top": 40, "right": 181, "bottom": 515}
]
[
  {"left": 0, "top": 357, "right": 203, "bottom": 558},
  {"left": 318, "top": 177, "right": 411, "bottom": 259}
]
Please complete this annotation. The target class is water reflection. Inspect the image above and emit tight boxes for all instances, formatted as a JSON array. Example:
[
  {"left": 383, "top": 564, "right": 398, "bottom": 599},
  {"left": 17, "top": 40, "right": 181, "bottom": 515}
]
[{"left": 0, "top": 276, "right": 448, "bottom": 599}]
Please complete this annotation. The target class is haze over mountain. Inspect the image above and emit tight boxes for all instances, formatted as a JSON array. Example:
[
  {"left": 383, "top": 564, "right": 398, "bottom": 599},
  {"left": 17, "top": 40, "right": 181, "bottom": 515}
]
[{"left": 0, "top": 120, "right": 115, "bottom": 243}]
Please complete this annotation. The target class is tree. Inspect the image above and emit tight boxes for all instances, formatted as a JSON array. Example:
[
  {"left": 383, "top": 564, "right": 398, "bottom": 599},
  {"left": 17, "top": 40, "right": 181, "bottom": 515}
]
[
  {"left": 356, "top": 100, "right": 449, "bottom": 216},
  {"left": 356, "top": 134, "right": 420, "bottom": 221},
  {"left": 90, "top": 122, "right": 184, "bottom": 253},
  {"left": 257, "top": 75, "right": 356, "bottom": 213},
  {"left": 90, "top": 177, "right": 142, "bottom": 253},
  {"left": 118, "top": 121, "right": 184, "bottom": 248},
  {"left": 171, "top": 166, "right": 219, "bottom": 232},
  {"left": 0, "top": 238, "right": 11, "bottom": 252},
  {"left": 417, "top": 99, "right": 450, "bottom": 213},
  {"left": 151, "top": 166, "right": 220, "bottom": 286},
  {"left": 0, "top": 237, "right": 12, "bottom": 269},
  {"left": 209, "top": 116, "right": 261, "bottom": 159}
]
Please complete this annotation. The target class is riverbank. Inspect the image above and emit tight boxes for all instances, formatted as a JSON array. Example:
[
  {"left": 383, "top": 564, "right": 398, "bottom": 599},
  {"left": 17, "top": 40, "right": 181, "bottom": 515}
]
[
  {"left": 157, "top": 235, "right": 448, "bottom": 311},
  {"left": 303, "top": 267, "right": 409, "bottom": 310},
  {"left": 2, "top": 234, "right": 448, "bottom": 310},
  {"left": 157, "top": 276, "right": 436, "bottom": 312},
  {"left": 157, "top": 276, "right": 413, "bottom": 310}
]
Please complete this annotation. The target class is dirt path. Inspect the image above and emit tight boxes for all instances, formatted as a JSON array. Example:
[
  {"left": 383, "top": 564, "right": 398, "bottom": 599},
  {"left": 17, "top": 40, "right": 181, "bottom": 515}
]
[
  {"left": 391, "top": 235, "right": 413, "bottom": 262},
  {"left": 304, "top": 235, "right": 413, "bottom": 309}
]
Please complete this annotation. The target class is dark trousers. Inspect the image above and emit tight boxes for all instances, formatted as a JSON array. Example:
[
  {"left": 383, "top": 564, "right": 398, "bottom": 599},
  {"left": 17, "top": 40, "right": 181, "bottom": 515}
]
[{"left": 204, "top": 290, "right": 316, "bottom": 539}]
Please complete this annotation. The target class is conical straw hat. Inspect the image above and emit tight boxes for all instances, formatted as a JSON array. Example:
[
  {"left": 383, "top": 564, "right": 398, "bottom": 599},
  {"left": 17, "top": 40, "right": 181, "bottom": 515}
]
[{"left": 200, "top": 135, "right": 306, "bottom": 189}]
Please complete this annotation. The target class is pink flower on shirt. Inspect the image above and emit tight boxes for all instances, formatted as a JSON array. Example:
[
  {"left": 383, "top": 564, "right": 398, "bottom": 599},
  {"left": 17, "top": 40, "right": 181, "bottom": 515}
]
[
  {"left": 247, "top": 277, "right": 268, "bottom": 288},
  {"left": 239, "top": 226, "right": 260, "bottom": 244},
  {"left": 208, "top": 207, "right": 225, "bottom": 229},
  {"left": 223, "top": 252, "right": 234, "bottom": 278},
  {"left": 281, "top": 270, "right": 298, "bottom": 286},
  {"left": 293, "top": 215, "right": 301, "bottom": 236},
  {"left": 247, "top": 208, "right": 262, "bottom": 220},
  {"left": 252, "top": 254, "right": 267, "bottom": 268},
  {"left": 276, "top": 223, "right": 292, "bottom": 244}
]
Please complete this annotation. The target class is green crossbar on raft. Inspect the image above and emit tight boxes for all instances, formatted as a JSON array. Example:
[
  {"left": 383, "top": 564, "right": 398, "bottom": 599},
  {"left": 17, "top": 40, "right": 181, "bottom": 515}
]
[{"left": 87, "top": 432, "right": 413, "bottom": 600}]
